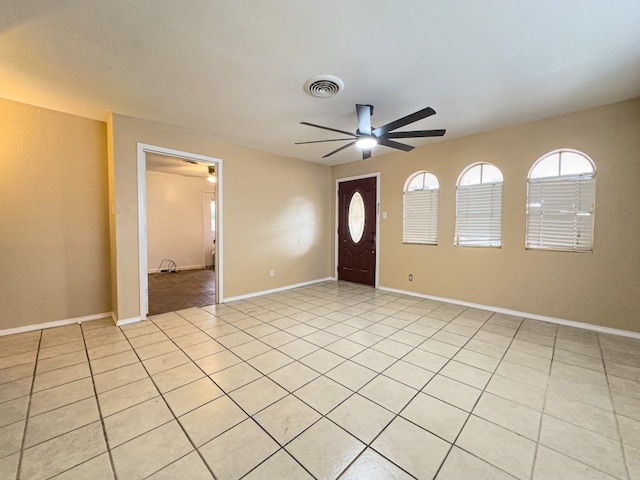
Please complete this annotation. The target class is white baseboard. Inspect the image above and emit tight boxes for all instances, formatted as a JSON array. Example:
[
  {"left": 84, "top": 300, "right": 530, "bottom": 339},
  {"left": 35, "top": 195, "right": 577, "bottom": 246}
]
[
  {"left": 0, "top": 312, "right": 113, "bottom": 337},
  {"left": 378, "top": 285, "right": 640, "bottom": 340},
  {"left": 147, "top": 264, "right": 206, "bottom": 274},
  {"left": 115, "top": 315, "right": 146, "bottom": 327},
  {"left": 222, "top": 277, "right": 334, "bottom": 303}
]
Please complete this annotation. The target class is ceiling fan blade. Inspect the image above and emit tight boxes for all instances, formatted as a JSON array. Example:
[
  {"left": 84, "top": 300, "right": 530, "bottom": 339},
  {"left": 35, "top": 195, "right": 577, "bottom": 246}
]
[
  {"left": 385, "top": 129, "right": 446, "bottom": 139},
  {"left": 295, "top": 138, "right": 355, "bottom": 145},
  {"left": 372, "top": 107, "right": 436, "bottom": 136},
  {"left": 356, "top": 104, "right": 373, "bottom": 135},
  {"left": 377, "top": 138, "right": 415, "bottom": 152},
  {"left": 322, "top": 141, "right": 356, "bottom": 158},
  {"left": 300, "top": 122, "right": 356, "bottom": 137},
  {"left": 362, "top": 149, "right": 372, "bottom": 160}
]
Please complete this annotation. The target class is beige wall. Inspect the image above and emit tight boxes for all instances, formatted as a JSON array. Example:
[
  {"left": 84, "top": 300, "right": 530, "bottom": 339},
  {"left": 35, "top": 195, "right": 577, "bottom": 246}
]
[
  {"left": 332, "top": 98, "right": 640, "bottom": 332},
  {"left": 109, "top": 114, "right": 332, "bottom": 321},
  {"left": 4, "top": 96, "right": 636, "bottom": 333},
  {"left": 146, "top": 170, "right": 212, "bottom": 271},
  {"left": 0, "top": 98, "right": 111, "bottom": 330}
]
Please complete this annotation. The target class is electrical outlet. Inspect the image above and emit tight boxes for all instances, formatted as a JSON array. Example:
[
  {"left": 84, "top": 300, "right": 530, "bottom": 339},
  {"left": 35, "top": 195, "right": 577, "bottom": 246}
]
[
  {"left": 269, "top": 269, "right": 275, "bottom": 277},
  {"left": 382, "top": 211, "right": 388, "bottom": 219},
  {"left": 188, "top": 252, "right": 193, "bottom": 259},
  {"left": 408, "top": 274, "right": 413, "bottom": 281}
]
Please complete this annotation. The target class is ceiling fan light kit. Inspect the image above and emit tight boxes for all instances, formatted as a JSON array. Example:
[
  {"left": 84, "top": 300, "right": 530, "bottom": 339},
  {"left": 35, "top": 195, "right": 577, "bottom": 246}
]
[
  {"left": 297, "top": 103, "right": 446, "bottom": 160},
  {"left": 207, "top": 165, "right": 216, "bottom": 183},
  {"left": 355, "top": 135, "right": 378, "bottom": 150}
]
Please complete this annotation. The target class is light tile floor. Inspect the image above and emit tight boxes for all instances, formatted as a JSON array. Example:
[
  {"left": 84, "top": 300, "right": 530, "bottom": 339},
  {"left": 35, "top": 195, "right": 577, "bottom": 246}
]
[{"left": 1, "top": 281, "right": 640, "bottom": 479}]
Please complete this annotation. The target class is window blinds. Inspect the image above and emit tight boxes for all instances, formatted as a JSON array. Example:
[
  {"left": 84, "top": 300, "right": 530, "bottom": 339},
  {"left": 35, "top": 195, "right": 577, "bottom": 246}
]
[
  {"left": 455, "top": 182, "right": 503, "bottom": 247},
  {"left": 526, "top": 175, "right": 595, "bottom": 252},
  {"left": 403, "top": 189, "right": 438, "bottom": 244}
]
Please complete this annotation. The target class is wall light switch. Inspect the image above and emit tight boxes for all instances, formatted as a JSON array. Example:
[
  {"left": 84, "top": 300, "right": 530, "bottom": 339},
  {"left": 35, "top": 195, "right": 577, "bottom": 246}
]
[{"left": 382, "top": 212, "right": 388, "bottom": 219}]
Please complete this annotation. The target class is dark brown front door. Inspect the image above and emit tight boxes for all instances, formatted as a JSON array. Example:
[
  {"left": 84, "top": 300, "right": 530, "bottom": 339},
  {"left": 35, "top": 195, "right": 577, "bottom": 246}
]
[{"left": 338, "top": 177, "right": 377, "bottom": 286}]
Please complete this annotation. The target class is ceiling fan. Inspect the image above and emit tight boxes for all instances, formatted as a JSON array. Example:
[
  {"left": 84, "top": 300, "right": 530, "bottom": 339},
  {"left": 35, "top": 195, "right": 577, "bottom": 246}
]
[{"left": 296, "top": 104, "right": 446, "bottom": 160}]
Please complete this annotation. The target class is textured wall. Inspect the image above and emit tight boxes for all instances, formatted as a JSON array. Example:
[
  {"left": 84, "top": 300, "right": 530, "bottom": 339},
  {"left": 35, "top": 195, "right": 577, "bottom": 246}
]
[
  {"left": 109, "top": 114, "right": 332, "bottom": 320},
  {"left": 0, "top": 98, "right": 111, "bottom": 329},
  {"left": 146, "top": 170, "right": 213, "bottom": 271},
  {"left": 332, "top": 98, "right": 640, "bottom": 332}
]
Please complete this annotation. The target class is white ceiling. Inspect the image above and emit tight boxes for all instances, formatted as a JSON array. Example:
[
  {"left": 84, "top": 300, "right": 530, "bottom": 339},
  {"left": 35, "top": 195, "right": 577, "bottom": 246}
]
[{"left": 2, "top": 1, "right": 639, "bottom": 166}]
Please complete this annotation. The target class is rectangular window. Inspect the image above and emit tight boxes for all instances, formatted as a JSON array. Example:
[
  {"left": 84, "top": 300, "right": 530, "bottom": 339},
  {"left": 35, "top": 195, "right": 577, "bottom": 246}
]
[
  {"left": 526, "top": 176, "right": 595, "bottom": 252},
  {"left": 455, "top": 182, "right": 502, "bottom": 247},
  {"left": 403, "top": 189, "right": 438, "bottom": 244},
  {"left": 210, "top": 200, "right": 216, "bottom": 233}
]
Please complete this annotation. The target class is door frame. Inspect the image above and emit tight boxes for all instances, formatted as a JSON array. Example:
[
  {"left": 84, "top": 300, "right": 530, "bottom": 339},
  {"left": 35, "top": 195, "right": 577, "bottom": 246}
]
[
  {"left": 335, "top": 173, "right": 380, "bottom": 288},
  {"left": 137, "top": 143, "right": 224, "bottom": 317}
]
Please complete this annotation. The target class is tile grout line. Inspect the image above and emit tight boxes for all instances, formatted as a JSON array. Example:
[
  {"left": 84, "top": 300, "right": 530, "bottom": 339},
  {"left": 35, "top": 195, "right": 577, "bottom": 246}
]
[
  {"left": 5, "top": 287, "right": 436, "bottom": 479},
  {"left": 14, "top": 330, "right": 42, "bottom": 480},
  {"left": 527, "top": 320, "right": 557, "bottom": 480},
  {"left": 164, "top": 304, "right": 323, "bottom": 478},
  {"left": 539, "top": 331, "right": 632, "bottom": 480},
  {"left": 395, "top": 307, "right": 632, "bottom": 480},
  {"left": 330, "top": 303, "right": 525, "bottom": 477},
  {"left": 428, "top": 312, "right": 526, "bottom": 480},
  {"left": 529, "top": 316, "right": 558, "bottom": 480},
  {"left": 115, "top": 323, "right": 221, "bottom": 480},
  {"left": 317, "top": 309, "right": 470, "bottom": 479},
  {"left": 163, "top": 288, "right": 401, "bottom": 478},
  {"left": 80, "top": 323, "right": 120, "bottom": 480},
  {"left": 201, "top": 288, "right": 501, "bottom": 478},
  {"left": 135, "top": 286, "right": 536, "bottom": 478},
  {"left": 599, "top": 333, "right": 633, "bottom": 480},
  {"left": 8, "top": 282, "right": 630, "bottom": 479},
  {"left": 141, "top": 292, "right": 381, "bottom": 478}
]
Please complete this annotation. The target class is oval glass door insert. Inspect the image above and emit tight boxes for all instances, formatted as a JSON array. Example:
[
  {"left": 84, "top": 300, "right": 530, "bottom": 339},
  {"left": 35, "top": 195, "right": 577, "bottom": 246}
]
[{"left": 348, "top": 191, "right": 366, "bottom": 243}]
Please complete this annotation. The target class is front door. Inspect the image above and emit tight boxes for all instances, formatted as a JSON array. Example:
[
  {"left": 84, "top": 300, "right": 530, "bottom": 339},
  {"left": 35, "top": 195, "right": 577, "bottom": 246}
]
[{"left": 338, "top": 177, "right": 377, "bottom": 286}]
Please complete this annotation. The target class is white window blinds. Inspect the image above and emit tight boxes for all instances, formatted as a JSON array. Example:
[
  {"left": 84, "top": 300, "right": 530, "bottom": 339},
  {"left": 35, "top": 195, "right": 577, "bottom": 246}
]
[
  {"left": 455, "top": 182, "right": 503, "bottom": 247},
  {"left": 403, "top": 189, "right": 438, "bottom": 244},
  {"left": 526, "top": 175, "right": 595, "bottom": 252}
]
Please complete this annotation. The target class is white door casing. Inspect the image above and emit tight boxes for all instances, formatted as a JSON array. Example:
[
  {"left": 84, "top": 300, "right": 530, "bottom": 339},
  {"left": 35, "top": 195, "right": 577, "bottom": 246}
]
[{"left": 137, "top": 143, "right": 223, "bottom": 318}]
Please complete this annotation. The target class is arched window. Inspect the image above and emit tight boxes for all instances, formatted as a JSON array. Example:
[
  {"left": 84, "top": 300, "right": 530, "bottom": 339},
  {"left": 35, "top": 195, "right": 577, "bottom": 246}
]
[
  {"left": 455, "top": 163, "right": 503, "bottom": 247},
  {"left": 526, "top": 149, "right": 595, "bottom": 252},
  {"left": 403, "top": 171, "right": 439, "bottom": 244}
]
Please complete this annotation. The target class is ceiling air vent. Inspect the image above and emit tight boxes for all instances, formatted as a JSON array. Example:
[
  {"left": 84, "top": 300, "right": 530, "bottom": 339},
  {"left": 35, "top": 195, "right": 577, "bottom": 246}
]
[{"left": 303, "top": 75, "right": 344, "bottom": 98}]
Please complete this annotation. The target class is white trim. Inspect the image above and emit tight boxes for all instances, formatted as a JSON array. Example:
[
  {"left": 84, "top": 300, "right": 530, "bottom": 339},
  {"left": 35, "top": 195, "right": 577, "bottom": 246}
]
[
  {"left": 0, "top": 312, "right": 112, "bottom": 337},
  {"left": 116, "top": 316, "right": 145, "bottom": 327},
  {"left": 147, "top": 264, "right": 207, "bottom": 274},
  {"left": 223, "top": 277, "right": 333, "bottom": 303},
  {"left": 137, "top": 143, "right": 224, "bottom": 312},
  {"left": 377, "top": 285, "right": 640, "bottom": 340},
  {"left": 335, "top": 173, "right": 381, "bottom": 288}
]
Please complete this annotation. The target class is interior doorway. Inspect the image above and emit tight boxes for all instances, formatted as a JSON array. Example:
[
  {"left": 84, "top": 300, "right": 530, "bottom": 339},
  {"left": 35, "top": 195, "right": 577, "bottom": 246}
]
[
  {"left": 137, "top": 143, "right": 223, "bottom": 318},
  {"left": 336, "top": 174, "right": 380, "bottom": 287}
]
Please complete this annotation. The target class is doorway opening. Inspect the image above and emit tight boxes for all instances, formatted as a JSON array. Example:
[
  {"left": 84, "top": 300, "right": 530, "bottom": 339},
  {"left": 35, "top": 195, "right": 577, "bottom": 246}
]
[
  {"left": 137, "top": 143, "right": 223, "bottom": 318},
  {"left": 335, "top": 173, "right": 380, "bottom": 287}
]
